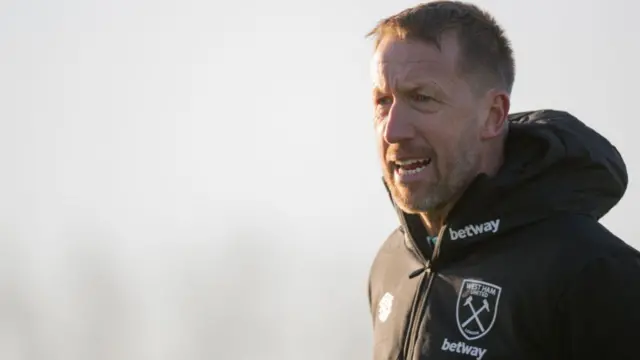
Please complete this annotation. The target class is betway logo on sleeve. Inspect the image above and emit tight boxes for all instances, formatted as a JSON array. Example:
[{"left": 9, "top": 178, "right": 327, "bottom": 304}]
[{"left": 448, "top": 219, "right": 500, "bottom": 241}]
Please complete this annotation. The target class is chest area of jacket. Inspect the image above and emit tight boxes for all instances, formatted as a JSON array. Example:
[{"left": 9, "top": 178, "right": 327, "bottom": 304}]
[{"left": 371, "top": 267, "right": 558, "bottom": 360}]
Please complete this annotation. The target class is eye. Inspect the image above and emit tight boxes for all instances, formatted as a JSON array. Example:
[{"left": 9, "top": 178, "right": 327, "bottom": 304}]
[
  {"left": 411, "top": 93, "right": 434, "bottom": 102},
  {"left": 375, "top": 96, "right": 393, "bottom": 106}
]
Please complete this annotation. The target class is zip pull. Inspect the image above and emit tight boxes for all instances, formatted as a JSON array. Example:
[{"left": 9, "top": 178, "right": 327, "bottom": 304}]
[
  {"left": 408, "top": 262, "right": 431, "bottom": 279},
  {"left": 408, "top": 267, "right": 424, "bottom": 279}
]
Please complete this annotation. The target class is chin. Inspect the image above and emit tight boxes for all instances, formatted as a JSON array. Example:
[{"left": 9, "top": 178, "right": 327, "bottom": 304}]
[
  {"left": 390, "top": 187, "right": 428, "bottom": 213},
  {"left": 393, "top": 183, "right": 449, "bottom": 213}
]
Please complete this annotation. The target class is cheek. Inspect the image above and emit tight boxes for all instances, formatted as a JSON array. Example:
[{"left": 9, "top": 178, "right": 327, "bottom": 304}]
[
  {"left": 434, "top": 144, "right": 453, "bottom": 172},
  {"left": 414, "top": 117, "right": 449, "bottom": 148},
  {"left": 421, "top": 127, "right": 459, "bottom": 167},
  {"left": 374, "top": 118, "right": 385, "bottom": 137},
  {"left": 375, "top": 120, "right": 387, "bottom": 150},
  {"left": 377, "top": 140, "right": 388, "bottom": 163}
]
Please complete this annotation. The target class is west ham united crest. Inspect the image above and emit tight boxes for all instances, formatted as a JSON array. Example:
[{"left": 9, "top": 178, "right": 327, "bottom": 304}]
[{"left": 456, "top": 279, "right": 502, "bottom": 341}]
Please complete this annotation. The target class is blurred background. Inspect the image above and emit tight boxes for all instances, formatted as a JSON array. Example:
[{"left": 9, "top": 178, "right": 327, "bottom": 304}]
[{"left": 1, "top": 0, "right": 638, "bottom": 359}]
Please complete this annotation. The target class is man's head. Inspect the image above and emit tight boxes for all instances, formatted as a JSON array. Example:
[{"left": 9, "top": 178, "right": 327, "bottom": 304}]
[{"left": 368, "top": 1, "right": 514, "bottom": 214}]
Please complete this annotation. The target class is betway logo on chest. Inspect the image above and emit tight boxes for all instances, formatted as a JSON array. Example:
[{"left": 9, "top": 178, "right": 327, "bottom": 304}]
[
  {"left": 449, "top": 219, "right": 500, "bottom": 241},
  {"left": 441, "top": 338, "right": 487, "bottom": 359}
]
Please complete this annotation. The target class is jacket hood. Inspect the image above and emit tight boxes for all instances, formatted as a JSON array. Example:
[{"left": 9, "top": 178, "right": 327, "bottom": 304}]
[{"left": 389, "top": 109, "right": 628, "bottom": 262}]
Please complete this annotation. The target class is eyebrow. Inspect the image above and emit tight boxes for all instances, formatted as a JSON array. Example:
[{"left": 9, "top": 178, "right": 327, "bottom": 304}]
[{"left": 373, "top": 81, "right": 448, "bottom": 99}]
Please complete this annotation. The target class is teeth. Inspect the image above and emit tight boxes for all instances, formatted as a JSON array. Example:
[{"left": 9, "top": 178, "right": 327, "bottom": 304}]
[
  {"left": 395, "top": 158, "right": 431, "bottom": 166},
  {"left": 400, "top": 166, "right": 426, "bottom": 174}
]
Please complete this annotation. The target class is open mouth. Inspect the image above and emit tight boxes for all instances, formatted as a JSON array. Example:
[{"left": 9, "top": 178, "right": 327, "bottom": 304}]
[{"left": 394, "top": 158, "right": 432, "bottom": 175}]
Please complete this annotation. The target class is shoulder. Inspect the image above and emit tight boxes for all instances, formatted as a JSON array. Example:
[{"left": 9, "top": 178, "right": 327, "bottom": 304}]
[
  {"left": 367, "top": 227, "right": 402, "bottom": 314},
  {"left": 523, "top": 212, "right": 637, "bottom": 262},
  {"left": 369, "top": 227, "right": 409, "bottom": 281},
  {"left": 367, "top": 226, "right": 421, "bottom": 304},
  {"left": 498, "top": 213, "right": 639, "bottom": 304},
  {"left": 373, "top": 227, "right": 408, "bottom": 259},
  {"left": 556, "top": 241, "right": 640, "bottom": 358},
  {"left": 554, "top": 213, "right": 640, "bottom": 297},
  {"left": 551, "top": 213, "right": 640, "bottom": 291},
  {"left": 539, "top": 213, "right": 640, "bottom": 309}
]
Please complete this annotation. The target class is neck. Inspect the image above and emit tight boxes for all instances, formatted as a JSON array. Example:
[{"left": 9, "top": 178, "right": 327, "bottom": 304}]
[
  {"left": 419, "top": 193, "right": 460, "bottom": 236},
  {"left": 420, "top": 142, "right": 505, "bottom": 236}
]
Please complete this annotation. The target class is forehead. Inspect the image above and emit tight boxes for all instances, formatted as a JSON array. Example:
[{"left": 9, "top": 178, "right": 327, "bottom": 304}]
[{"left": 370, "top": 35, "right": 460, "bottom": 89}]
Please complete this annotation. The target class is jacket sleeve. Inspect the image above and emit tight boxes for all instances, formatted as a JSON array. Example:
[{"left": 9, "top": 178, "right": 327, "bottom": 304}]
[{"left": 560, "top": 252, "right": 640, "bottom": 359}]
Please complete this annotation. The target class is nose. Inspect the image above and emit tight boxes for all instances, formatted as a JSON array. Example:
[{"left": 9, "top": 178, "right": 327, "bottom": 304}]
[{"left": 383, "top": 102, "right": 414, "bottom": 144}]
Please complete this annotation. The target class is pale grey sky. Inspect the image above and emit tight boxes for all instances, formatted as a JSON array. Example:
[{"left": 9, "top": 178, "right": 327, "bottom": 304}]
[{"left": 0, "top": 0, "right": 638, "bottom": 359}]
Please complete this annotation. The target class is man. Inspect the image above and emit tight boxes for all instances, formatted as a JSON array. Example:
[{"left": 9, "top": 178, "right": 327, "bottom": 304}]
[{"left": 366, "top": 1, "right": 640, "bottom": 359}]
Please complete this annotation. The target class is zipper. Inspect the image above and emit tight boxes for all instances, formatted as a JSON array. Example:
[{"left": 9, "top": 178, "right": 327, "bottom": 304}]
[
  {"left": 402, "top": 262, "right": 433, "bottom": 359},
  {"left": 401, "top": 225, "right": 446, "bottom": 360}
]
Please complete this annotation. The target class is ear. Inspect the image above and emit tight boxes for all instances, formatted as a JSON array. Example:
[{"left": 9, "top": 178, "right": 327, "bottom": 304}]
[{"left": 480, "top": 90, "right": 510, "bottom": 140}]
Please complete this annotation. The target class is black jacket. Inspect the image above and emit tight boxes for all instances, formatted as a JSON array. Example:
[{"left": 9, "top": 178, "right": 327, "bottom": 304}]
[{"left": 368, "top": 110, "right": 640, "bottom": 360}]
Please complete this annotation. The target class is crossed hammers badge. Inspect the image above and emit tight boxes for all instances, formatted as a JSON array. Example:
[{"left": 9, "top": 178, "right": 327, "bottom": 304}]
[{"left": 455, "top": 279, "right": 502, "bottom": 341}]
